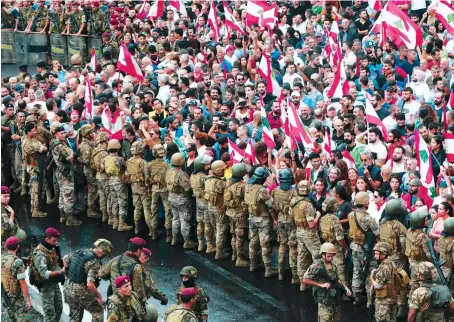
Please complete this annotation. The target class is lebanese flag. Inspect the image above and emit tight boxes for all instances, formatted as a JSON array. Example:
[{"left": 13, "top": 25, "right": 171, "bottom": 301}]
[
  {"left": 371, "top": 1, "right": 423, "bottom": 49},
  {"left": 169, "top": 0, "right": 187, "bottom": 19},
  {"left": 415, "top": 132, "right": 435, "bottom": 208},
  {"left": 260, "top": 106, "right": 276, "bottom": 149},
  {"left": 117, "top": 43, "right": 144, "bottom": 81},
  {"left": 342, "top": 150, "right": 357, "bottom": 170},
  {"left": 89, "top": 48, "right": 96, "bottom": 73},
  {"left": 83, "top": 79, "right": 93, "bottom": 119},
  {"left": 287, "top": 100, "right": 315, "bottom": 151},
  {"left": 328, "top": 55, "right": 349, "bottom": 98},
  {"left": 429, "top": 0, "right": 454, "bottom": 35},
  {"left": 228, "top": 138, "right": 244, "bottom": 163},
  {"left": 445, "top": 132, "right": 454, "bottom": 163},
  {"left": 379, "top": 21, "right": 388, "bottom": 47},
  {"left": 136, "top": 1, "right": 148, "bottom": 20},
  {"left": 245, "top": 140, "right": 257, "bottom": 164},
  {"left": 148, "top": 0, "right": 164, "bottom": 19},
  {"left": 257, "top": 53, "right": 281, "bottom": 98},
  {"left": 323, "top": 128, "right": 332, "bottom": 158},
  {"left": 365, "top": 98, "right": 389, "bottom": 141},
  {"left": 368, "top": 0, "right": 382, "bottom": 11},
  {"left": 208, "top": 0, "right": 221, "bottom": 42},
  {"left": 223, "top": 2, "right": 245, "bottom": 36},
  {"left": 246, "top": 0, "right": 277, "bottom": 30},
  {"left": 101, "top": 107, "right": 123, "bottom": 140}
]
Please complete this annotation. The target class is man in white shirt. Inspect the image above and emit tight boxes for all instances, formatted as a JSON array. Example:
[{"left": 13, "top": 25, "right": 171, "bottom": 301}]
[
  {"left": 292, "top": 14, "right": 305, "bottom": 34},
  {"left": 156, "top": 74, "right": 171, "bottom": 106},
  {"left": 282, "top": 62, "right": 303, "bottom": 89},
  {"left": 385, "top": 145, "right": 406, "bottom": 173},
  {"left": 368, "top": 127, "right": 387, "bottom": 166},
  {"left": 343, "top": 42, "right": 357, "bottom": 67},
  {"left": 382, "top": 105, "right": 401, "bottom": 130},
  {"left": 398, "top": 87, "right": 420, "bottom": 121}
]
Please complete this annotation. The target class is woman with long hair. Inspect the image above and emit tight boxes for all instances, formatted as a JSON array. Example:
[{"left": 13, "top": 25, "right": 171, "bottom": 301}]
[
  {"left": 386, "top": 173, "right": 404, "bottom": 200},
  {"left": 309, "top": 178, "right": 329, "bottom": 214},
  {"left": 332, "top": 185, "right": 352, "bottom": 227},
  {"left": 430, "top": 202, "right": 454, "bottom": 242}
]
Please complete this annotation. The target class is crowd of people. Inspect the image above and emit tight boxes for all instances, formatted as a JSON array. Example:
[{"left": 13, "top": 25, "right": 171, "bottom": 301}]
[{"left": 2, "top": 0, "right": 454, "bottom": 321}]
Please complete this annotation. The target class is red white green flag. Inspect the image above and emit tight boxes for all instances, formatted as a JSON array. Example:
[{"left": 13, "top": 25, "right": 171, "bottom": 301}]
[
  {"left": 260, "top": 106, "right": 275, "bottom": 150},
  {"left": 415, "top": 132, "right": 435, "bottom": 208}
]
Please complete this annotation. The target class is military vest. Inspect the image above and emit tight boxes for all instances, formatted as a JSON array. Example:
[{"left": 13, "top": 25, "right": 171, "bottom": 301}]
[
  {"left": 108, "top": 292, "right": 144, "bottom": 320},
  {"left": 21, "top": 138, "right": 38, "bottom": 167},
  {"left": 110, "top": 254, "right": 140, "bottom": 292},
  {"left": 204, "top": 176, "right": 224, "bottom": 208},
  {"left": 348, "top": 211, "right": 367, "bottom": 245},
  {"left": 166, "top": 169, "right": 183, "bottom": 193},
  {"left": 30, "top": 244, "right": 60, "bottom": 285},
  {"left": 190, "top": 172, "right": 205, "bottom": 199},
  {"left": 224, "top": 181, "right": 244, "bottom": 214},
  {"left": 438, "top": 236, "right": 454, "bottom": 269},
  {"left": 67, "top": 250, "right": 97, "bottom": 284},
  {"left": 292, "top": 197, "right": 311, "bottom": 228},
  {"left": 320, "top": 214, "right": 337, "bottom": 243},
  {"left": 380, "top": 220, "right": 400, "bottom": 254},
  {"left": 165, "top": 307, "right": 198, "bottom": 322},
  {"left": 374, "top": 260, "right": 399, "bottom": 299},
  {"left": 91, "top": 146, "right": 107, "bottom": 171},
  {"left": 1, "top": 255, "right": 21, "bottom": 295},
  {"left": 126, "top": 157, "right": 145, "bottom": 185},
  {"left": 244, "top": 184, "right": 266, "bottom": 216},
  {"left": 78, "top": 140, "right": 94, "bottom": 165},
  {"left": 405, "top": 229, "right": 428, "bottom": 261},
  {"left": 104, "top": 155, "right": 121, "bottom": 176},
  {"left": 149, "top": 159, "right": 169, "bottom": 190},
  {"left": 273, "top": 188, "right": 294, "bottom": 222}
]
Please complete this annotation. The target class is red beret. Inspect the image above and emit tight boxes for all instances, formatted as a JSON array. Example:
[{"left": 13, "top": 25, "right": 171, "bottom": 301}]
[
  {"left": 179, "top": 287, "right": 197, "bottom": 298},
  {"left": 102, "top": 32, "right": 111, "bottom": 38},
  {"left": 129, "top": 237, "right": 146, "bottom": 247},
  {"left": 115, "top": 275, "right": 130, "bottom": 289},
  {"left": 5, "top": 236, "right": 19, "bottom": 249},
  {"left": 115, "top": 7, "right": 123, "bottom": 13},
  {"left": 110, "top": 13, "right": 119, "bottom": 19},
  {"left": 45, "top": 227, "right": 61, "bottom": 238},
  {"left": 110, "top": 19, "right": 119, "bottom": 26},
  {"left": 115, "top": 26, "right": 123, "bottom": 32},
  {"left": 92, "top": 1, "right": 100, "bottom": 6},
  {"left": 1, "top": 186, "right": 10, "bottom": 194},
  {"left": 142, "top": 247, "right": 151, "bottom": 257}
]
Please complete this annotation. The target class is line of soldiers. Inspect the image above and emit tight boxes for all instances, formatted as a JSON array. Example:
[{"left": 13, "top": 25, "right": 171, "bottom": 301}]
[{"left": 1, "top": 231, "right": 209, "bottom": 322}]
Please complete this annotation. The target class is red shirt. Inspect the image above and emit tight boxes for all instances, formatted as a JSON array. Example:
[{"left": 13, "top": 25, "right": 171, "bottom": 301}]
[{"left": 267, "top": 112, "right": 282, "bottom": 129}]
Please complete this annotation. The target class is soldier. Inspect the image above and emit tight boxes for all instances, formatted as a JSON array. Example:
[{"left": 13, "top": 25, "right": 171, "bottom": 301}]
[
  {"left": 438, "top": 217, "right": 454, "bottom": 290},
  {"left": 102, "top": 139, "right": 132, "bottom": 231},
  {"left": 348, "top": 191, "right": 379, "bottom": 304},
  {"left": 270, "top": 169, "right": 298, "bottom": 282},
  {"left": 91, "top": 131, "right": 111, "bottom": 223},
  {"left": 408, "top": 262, "right": 454, "bottom": 322},
  {"left": 66, "top": 1, "right": 86, "bottom": 35},
  {"left": 370, "top": 242, "right": 398, "bottom": 322},
  {"left": 379, "top": 199, "right": 409, "bottom": 316},
  {"left": 148, "top": 144, "right": 170, "bottom": 241},
  {"left": 289, "top": 180, "right": 321, "bottom": 289},
  {"left": 1, "top": 187, "right": 17, "bottom": 246},
  {"left": 78, "top": 124, "right": 99, "bottom": 218},
  {"left": 204, "top": 160, "right": 229, "bottom": 258},
  {"left": 303, "top": 242, "right": 352, "bottom": 322},
  {"left": 2, "top": 104, "right": 15, "bottom": 187},
  {"left": 139, "top": 248, "right": 168, "bottom": 306},
  {"left": 16, "top": 0, "right": 34, "bottom": 31},
  {"left": 87, "top": 1, "right": 106, "bottom": 35},
  {"left": 99, "top": 237, "right": 147, "bottom": 303},
  {"left": 190, "top": 155, "right": 212, "bottom": 252},
  {"left": 164, "top": 287, "right": 199, "bottom": 322},
  {"left": 11, "top": 110, "right": 26, "bottom": 194},
  {"left": 165, "top": 153, "right": 196, "bottom": 248},
  {"left": 21, "top": 123, "right": 48, "bottom": 218},
  {"left": 245, "top": 167, "right": 277, "bottom": 278},
  {"left": 51, "top": 125, "right": 82, "bottom": 226},
  {"left": 106, "top": 276, "right": 147, "bottom": 322},
  {"left": 126, "top": 141, "right": 151, "bottom": 235},
  {"left": 101, "top": 32, "right": 119, "bottom": 64},
  {"left": 405, "top": 208, "right": 433, "bottom": 298},
  {"left": 30, "top": 228, "right": 65, "bottom": 322},
  {"left": 31, "top": 0, "right": 49, "bottom": 32},
  {"left": 319, "top": 198, "right": 348, "bottom": 287},
  {"left": 63, "top": 239, "right": 113, "bottom": 322},
  {"left": 224, "top": 163, "right": 249, "bottom": 267},
  {"left": 1, "top": 236, "right": 43, "bottom": 322},
  {"left": 1, "top": 0, "right": 16, "bottom": 29},
  {"left": 48, "top": 0, "right": 66, "bottom": 34}
]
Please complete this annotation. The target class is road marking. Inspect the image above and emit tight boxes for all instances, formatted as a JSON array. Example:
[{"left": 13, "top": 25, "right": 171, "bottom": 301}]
[{"left": 185, "top": 251, "right": 288, "bottom": 312}]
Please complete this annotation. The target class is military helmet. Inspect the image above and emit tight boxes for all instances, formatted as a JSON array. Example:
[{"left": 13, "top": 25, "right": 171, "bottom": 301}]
[
  {"left": 320, "top": 242, "right": 336, "bottom": 254},
  {"left": 323, "top": 197, "right": 339, "bottom": 213},
  {"left": 96, "top": 132, "right": 110, "bottom": 144},
  {"left": 171, "top": 153, "right": 185, "bottom": 166},
  {"left": 194, "top": 155, "right": 213, "bottom": 172},
  {"left": 409, "top": 207, "right": 428, "bottom": 229},
  {"left": 443, "top": 218, "right": 454, "bottom": 235},
  {"left": 25, "top": 115, "right": 37, "bottom": 124},
  {"left": 296, "top": 180, "right": 311, "bottom": 196},
  {"left": 279, "top": 168, "right": 294, "bottom": 183},
  {"left": 373, "top": 242, "right": 392, "bottom": 257},
  {"left": 94, "top": 239, "right": 113, "bottom": 256},
  {"left": 231, "top": 163, "right": 247, "bottom": 178},
  {"left": 144, "top": 303, "right": 158, "bottom": 322},
  {"left": 27, "top": 106, "right": 40, "bottom": 115},
  {"left": 130, "top": 141, "right": 145, "bottom": 155},
  {"left": 152, "top": 144, "right": 166, "bottom": 158},
  {"left": 385, "top": 199, "right": 405, "bottom": 218},
  {"left": 50, "top": 122, "right": 61, "bottom": 134},
  {"left": 79, "top": 124, "right": 94, "bottom": 137},
  {"left": 354, "top": 192, "right": 370, "bottom": 206},
  {"left": 417, "top": 261, "right": 435, "bottom": 280},
  {"left": 211, "top": 160, "right": 226, "bottom": 176},
  {"left": 180, "top": 266, "right": 198, "bottom": 279},
  {"left": 15, "top": 228, "right": 27, "bottom": 244},
  {"left": 409, "top": 178, "right": 422, "bottom": 186},
  {"left": 252, "top": 167, "right": 269, "bottom": 180},
  {"left": 107, "top": 139, "right": 121, "bottom": 150}
]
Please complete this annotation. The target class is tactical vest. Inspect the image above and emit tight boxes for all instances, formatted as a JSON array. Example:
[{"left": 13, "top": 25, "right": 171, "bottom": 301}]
[
  {"left": 374, "top": 261, "right": 399, "bottom": 298},
  {"left": 111, "top": 254, "right": 140, "bottom": 292},
  {"left": 165, "top": 307, "right": 198, "bottom": 322},
  {"left": 166, "top": 169, "right": 183, "bottom": 193},
  {"left": 438, "top": 236, "right": 454, "bottom": 269},
  {"left": 244, "top": 184, "right": 266, "bottom": 216},
  {"left": 405, "top": 230, "right": 428, "bottom": 261},
  {"left": 109, "top": 292, "right": 143, "bottom": 319},
  {"left": 126, "top": 158, "right": 145, "bottom": 184},
  {"left": 150, "top": 159, "right": 169, "bottom": 189},
  {"left": 224, "top": 181, "right": 244, "bottom": 212},
  {"left": 78, "top": 140, "right": 93, "bottom": 165},
  {"left": 1, "top": 255, "right": 21, "bottom": 295},
  {"left": 320, "top": 214, "right": 336, "bottom": 243},
  {"left": 204, "top": 176, "right": 224, "bottom": 208},
  {"left": 190, "top": 173, "right": 205, "bottom": 199},
  {"left": 30, "top": 244, "right": 59, "bottom": 285},
  {"left": 380, "top": 220, "right": 399, "bottom": 254},
  {"left": 348, "top": 211, "right": 367, "bottom": 245},
  {"left": 91, "top": 147, "right": 106, "bottom": 171},
  {"left": 272, "top": 188, "right": 293, "bottom": 222},
  {"left": 67, "top": 250, "right": 97, "bottom": 284},
  {"left": 312, "top": 260, "right": 340, "bottom": 306},
  {"left": 22, "top": 139, "right": 38, "bottom": 167},
  {"left": 293, "top": 198, "right": 310, "bottom": 228}
]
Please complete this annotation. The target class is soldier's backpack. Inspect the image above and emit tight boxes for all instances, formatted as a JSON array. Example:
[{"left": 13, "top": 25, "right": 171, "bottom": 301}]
[{"left": 164, "top": 307, "right": 198, "bottom": 322}]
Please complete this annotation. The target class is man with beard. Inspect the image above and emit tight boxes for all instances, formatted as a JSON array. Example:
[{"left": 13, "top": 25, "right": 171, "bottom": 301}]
[
  {"left": 367, "top": 127, "right": 388, "bottom": 167},
  {"left": 219, "top": 101, "right": 232, "bottom": 122},
  {"left": 398, "top": 87, "right": 421, "bottom": 121},
  {"left": 341, "top": 94, "right": 353, "bottom": 114},
  {"left": 267, "top": 100, "right": 283, "bottom": 129},
  {"left": 300, "top": 104, "right": 314, "bottom": 128},
  {"left": 401, "top": 158, "right": 418, "bottom": 192},
  {"left": 302, "top": 54, "right": 321, "bottom": 83},
  {"left": 340, "top": 130, "right": 365, "bottom": 168},
  {"left": 432, "top": 92, "right": 446, "bottom": 124},
  {"left": 382, "top": 105, "right": 401, "bottom": 131},
  {"left": 370, "top": 94, "right": 388, "bottom": 121},
  {"left": 161, "top": 116, "right": 183, "bottom": 140},
  {"left": 283, "top": 63, "right": 303, "bottom": 90},
  {"left": 418, "top": 124, "right": 431, "bottom": 143},
  {"left": 402, "top": 179, "right": 425, "bottom": 212},
  {"left": 256, "top": 81, "right": 275, "bottom": 106},
  {"left": 385, "top": 145, "right": 406, "bottom": 175},
  {"left": 358, "top": 151, "right": 383, "bottom": 190},
  {"left": 331, "top": 119, "right": 345, "bottom": 147},
  {"left": 306, "top": 152, "right": 328, "bottom": 184},
  {"left": 385, "top": 129, "right": 403, "bottom": 160}
]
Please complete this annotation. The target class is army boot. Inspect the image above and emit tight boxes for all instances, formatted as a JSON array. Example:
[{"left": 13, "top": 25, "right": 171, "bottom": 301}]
[
  {"left": 66, "top": 216, "right": 83, "bottom": 226},
  {"left": 32, "top": 209, "right": 48, "bottom": 218},
  {"left": 118, "top": 219, "right": 133, "bottom": 231},
  {"left": 278, "top": 266, "right": 285, "bottom": 281},
  {"left": 250, "top": 260, "right": 261, "bottom": 272},
  {"left": 264, "top": 264, "right": 278, "bottom": 278},
  {"left": 166, "top": 229, "right": 172, "bottom": 243},
  {"left": 300, "top": 278, "right": 309, "bottom": 291},
  {"left": 101, "top": 211, "right": 108, "bottom": 223},
  {"left": 183, "top": 240, "right": 198, "bottom": 249},
  {"left": 46, "top": 189, "right": 56, "bottom": 205},
  {"left": 13, "top": 185, "right": 22, "bottom": 194},
  {"left": 60, "top": 212, "right": 67, "bottom": 223},
  {"left": 215, "top": 251, "right": 230, "bottom": 260},
  {"left": 206, "top": 243, "right": 216, "bottom": 254},
  {"left": 9, "top": 179, "right": 20, "bottom": 191},
  {"left": 235, "top": 256, "right": 250, "bottom": 267},
  {"left": 231, "top": 247, "right": 237, "bottom": 262},
  {"left": 20, "top": 185, "right": 28, "bottom": 197},
  {"left": 87, "top": 209, "right": 101, "bottom": 218},
  {"left": 353, "top": 293, "right": 365, "bottom": 305},
  {"left": 397, "top": 305, "right": 408, "bottom": 318},
  {"left": 107, "top": 214, "right": 113, "bottom": 226},
  {"left": 150, "top": 228, "right": 158, "bottom": 240},
  {"left": 134, "top": 221, "right": 140, "bottom": 234},
  {"left": 291, "top": 270, "right": 300, "bottom": 284},
  {"left": 197, "top": 239, "right": 205, "bottom": 252},
  {"left": 112, "top": 217, "right": 119, "bottom": 230}
]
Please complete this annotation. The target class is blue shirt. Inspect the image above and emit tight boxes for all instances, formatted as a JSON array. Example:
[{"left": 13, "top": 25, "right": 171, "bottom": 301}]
[{"left": 219, "top": 59, "right": 233, "bottom": 73}]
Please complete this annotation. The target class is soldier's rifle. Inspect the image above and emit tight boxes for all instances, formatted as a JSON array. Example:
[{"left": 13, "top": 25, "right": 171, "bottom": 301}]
[
  {"left": 316, "top": 267, "right": 355, "bottom": 302},
  {"left": 1, "top": 283, "right": 18, "bottom": 322},
  {"left": 427, "top": 239, "right": 448, "bottom": 286},
  {"left": 36, "top": 152, "right": 47, "bottom": 211},
  {"left": 10, "top": 124, "right": 22, "bottom": 160}
]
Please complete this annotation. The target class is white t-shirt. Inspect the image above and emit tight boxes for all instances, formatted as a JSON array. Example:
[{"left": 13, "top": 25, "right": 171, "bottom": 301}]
[
  {"left": 368, "top": 140, "right": 388, "bottom": 161},
  {"left": 382, "top": 116, "right": 397, "bottom": 130},
  {"left": 385, "top": 159, "right": 406, "bottom": 173}
]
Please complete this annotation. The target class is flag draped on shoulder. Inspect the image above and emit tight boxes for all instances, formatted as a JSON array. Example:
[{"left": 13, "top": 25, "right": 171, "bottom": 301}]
[
  {"left": 101, "top": 107, "right": 124, "bottom": 141},
  {"left": 117, "top": 43, "right": 144, "bottom": 81},
  {"left": 260, "top": 106, "right": 276, "bottom": 149},
  {"left": 415, "top": 132, "right": 435, "bottom": 208},
  {"left": 365, "top": 98, "right": 389, "bottom": 141},
  {"left": 257, "top": 53, "right": 281, "bottom": 98},
  {"left": 287, "top": 100, "right": 314, "bottom": 151},
  {"left": 208, "top": 0, "right": 221, "bottom": 42}
]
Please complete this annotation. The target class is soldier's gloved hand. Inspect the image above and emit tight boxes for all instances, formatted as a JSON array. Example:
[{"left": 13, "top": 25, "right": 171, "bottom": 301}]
[{"left": 160, "top": 296, "right": 168, "bottom": 305}]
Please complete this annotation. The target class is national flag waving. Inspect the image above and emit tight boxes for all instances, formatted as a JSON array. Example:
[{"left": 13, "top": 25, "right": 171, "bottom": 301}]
[
  {"left": 148, "top": 0, "right": 165, "bottom": 19},
  {"left": 169, "top": 0, "right": 187, "bottom": 19},
  {"left": 429, "top": 0, "right": 454, "bottom": 35},
  {"left": 257, "top": 53, "right": 281, "bottom": 98},
  {"left": 228, "top": 138, "right": 244, "bottom": 163},
  {"left": 246, "top": 0, "right": 277, "bottom": 31},
  {"left": 89, "top": 48, "right": 96, "bottom": 73},
  {"left": 287, "top": 100, "right": 314, "bottom": 151},
  {"left": 245, "top": 140, "right": 257, "bottom": 164},
  {"left": 223, "top": 2, "right": 245, "bottom": 36},
  {"left": 101, "top": 107, "right": 124, "bottom": 140},
  {"left": 327, "top": 48, "right": 349, "bottom": 99},
  {"left": 84, "top": 79, "right": 93, "bottom": 119},
  {"left": 207, "top": 0, "right": 221, "bottom": 42},
  {"left": 323, "top": 128, "right": 332, "bottom": 158},
  {"left": 117, "top": 43, "right": 144, "bottom": 81},
  {"left": 368, "top": 0, "right": 382, "bottom": 11},
  {"left": 136, "top": 1, "right": 148, "bottom": 20},
  {"left": 365, "top": 98, "right": 389, "bottom": 141},
  {"left": 260, "top": 106, "right": 276, "bottom": 149},
  {"left": 342, "top": 150, "right": 357, "bottom": 170},
  {"left": 415, "top": 132, "right": 435, "bottom": 208},
  {"left": 370, "top": 1, "right": 423, "bottom": 49},
  {"left": 445, "top": 132, "right": 454, "bottom": 163}
]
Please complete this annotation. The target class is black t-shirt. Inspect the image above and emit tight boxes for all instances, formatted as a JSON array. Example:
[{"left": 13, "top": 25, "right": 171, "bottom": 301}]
[
  {"left": 337, "top": 200, "right": 353, "bottom": 231},
  {"left": 301, "top": 115, "right": 314, "bottom": 127},
  {"left": 303, "top": 65, "right": 319, "bottom": 80},
  {"left": 354, "top": 19, "right": 371, "bottom": 38}
]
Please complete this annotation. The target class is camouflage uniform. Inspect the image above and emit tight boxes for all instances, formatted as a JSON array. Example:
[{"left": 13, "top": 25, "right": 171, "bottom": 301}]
[
  {"left": 142, "top": 265, "right": 167, "bottom": 302},
  {"left": 164, "top": 304, "right": 198, "bottom": 322},
  {"left": 91, "top": 132, "right": 110, "bottom": 223},
  {"left": 31, "top": 5, "right": 49, "bottom": 32},
  {"left": 68, "top": 9, "right": 86, "bottom": 34},
  {"left": 1, "top": 5, "right": 16, "bottom": 29},
  {"left": 13, "top": 123, "right": 26, "bottom": 191},
  {"left": 438, "top": 234, "right": 454, "bottom": 290},
  {"left": 106, "top": 291, "right": 145, "bottom": 322},
  {"left": 190, "top": 169, "right": 208, "bottom": 251},
  {"left": 1, "top": 253, "right": 43, "bottom": 321},
  {"left": 174, "top": 285, "right": 209, "bottom": 321},
  {"left": 87, "top": 7, "right": 106, "bottom": 35},
  {"left": 48, "top": 9, "right": 66, "bottom": 33},
  {"left": 1, "top": 115, "right": 15, "bottom": 183},
  {"left": 1, "top": 206, "right": 17, "bottom": 246},
  {"left": 17, "top": 5, "right": 34, "bottom": 31},
  {"left": 405, "top": 228, "right": 432, "bottom": 297},
  {"left": 101, "top": 40, "right": 119, "bottom": 64},
  {"left": 78, "top": 131, "right": 99, "bottom": 218}
]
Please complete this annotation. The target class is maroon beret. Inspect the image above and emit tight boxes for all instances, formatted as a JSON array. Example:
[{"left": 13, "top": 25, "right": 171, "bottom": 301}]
[
  {"left": 179, "top": 287, "right": 197, "bottom": 298},
  {"left": 102, "top": 32, "right": 111, "bottom": 38},
  {"left": 5, "top": 236, "right": 19, "bottom": 249},
  {"left": 115, "top": 7, "right": 124, "bottom": 13},
  {"left": 1, "top": 186, "right": 10, "bottom": 195},
  {"left": 110, "top": 13, "right": 119, "bottom": 19},
  {"left": 115, "top": 26, "right": 123, "bottom": 32},
  {"left": 92, "top": 1, "right": 100, "bottom": 6},
  {"left": 45, "top": 227, "right": 61, "bottom": 238},
  {"left": 110, "top": 19, "right": 119, "bottom": 26},
  {"left": 129, "top": 237, "right": 146, "bottom": 247},
  {"left": 142, "top": 247, "right": 151, "bottom": 257},
  {"left": 115, "top": 275, "right": 130, "bottom": 289}
]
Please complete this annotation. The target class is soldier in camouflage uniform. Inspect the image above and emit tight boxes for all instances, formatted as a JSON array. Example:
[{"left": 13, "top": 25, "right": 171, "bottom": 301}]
[
  {"left": 438, "top": 218, "right": 454, "bottom": 291},
  {"left": 63, "top": 239, "right": 113, "bottom": 322},
  {"left": 101, "top": 32, "right": 119, "bottom": 64},
  {"left": 78, "top": 124, "right": 99, "bottom": 218},
  {"left": 99, "top": 238, "right": 147, "bottom": 303},
  {"left": 289, "top": 180, "right": 321, "bottom": 290},
  {"left": 21, "top": 123, "right": 48, "bottom": 218},
  {"left": 139, "top": 248, "right": 168, "bottom": 305},
  {"left": 102, "top": 139, "right": 132, "bottom": 231},
  {"left": 379, "top": 199, "right": 409, "bottom": 316},
  {"left": 148, "top": 144, "right": 171, "bottom": 241},
  {"left": 66, "top": 1, "right": 86, "bottom": 35},
  {"left": 408, "top": 262, "right": 454, "bottom": 322},
  {"left": 190, "top": 155, "right": 212, "bottom": 252},
  {"left": 51, "top": 126, "right": 82, "bottom": 226},
  {"left": 370, "top": 242, "right": 398, "bottom": 322},
  {"left": 48, "top": 0, "right": 66, "bottom": 34},
  {"left": 1, "top": 187, "right": 18, "bottom": 247},
  {"left": 165, "top": 153, "right": 196, "bottom": 248},
  {"left": 1, "top": 1, "right": 15, "bottom": 29},
  {"left": 1, "top": 236, "right": 43, "bottom": 322},
  {"left": 87, "top": 1, "right": 106, "bottom": 35},
  {"left": 204, "top": 160, "right": 228, "bottom": 258},
  {"left": 107, "top": 276, "right": 146, "bottom": 322},
  {"left": 31, "top": 1, "right": 49, "bottom": 32},
  {"left": 270, "top": 169, "right": 298, "bottom": 282},
  {"left": 2, "top": 104, "right": 15, "bottom": 187},
  {"left": 224, "top": 163, "right": 249, "bottom": 267},
  {"left": 91, "top": 131, "right": 111, "bottom": 223},
  {"left": 16, "top": 0, "right": 34, "bottom": 31},
  {"left": 12, "top": 110, "right": 26, "bottom": 194},
  {"left": 319, "top": 198, "right": 348, "bottom": 286},
  {"left": 126, "top": 141, "right": 151, "bottom": 235},
  {"left": 245, "top": 167, "right": 277, "bottom": 278},
  {"left": 31, "top": 228, "right": 65, "bottom": 322},
  {"left": 164, "top": 287, "right": 199, "bottom": 322},
  {"left": 303, "top": 243, "right": 352, "bottom": 322},
  {"left": 348, "top": 192, "right": 380, "bottom": 304}
]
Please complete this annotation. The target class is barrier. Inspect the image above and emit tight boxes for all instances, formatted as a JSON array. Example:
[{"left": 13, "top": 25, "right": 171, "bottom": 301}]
[
  {"left": 1, "top": 30, "right": 16, "bottom": 63},
  {"left": 15, "top": 32, "right": 29, "bottom": 66},
  {"left": 87, "top": 37, "right": 103, "bottom": 62},
  {"left": 50, "top": 34, "right": 68, "bottom": 66},
  {"left": 67, "top": 35, "right": 87, "bottom": 64},
  {"left": 27, "top": 33, "right": 48, "bottom": 65}
]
